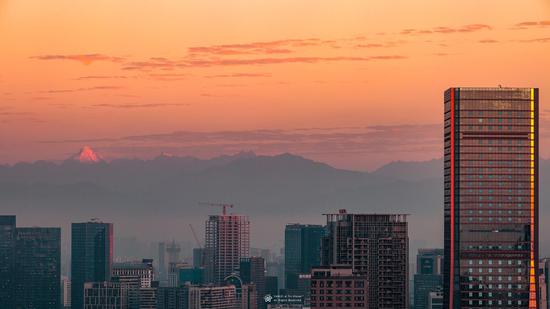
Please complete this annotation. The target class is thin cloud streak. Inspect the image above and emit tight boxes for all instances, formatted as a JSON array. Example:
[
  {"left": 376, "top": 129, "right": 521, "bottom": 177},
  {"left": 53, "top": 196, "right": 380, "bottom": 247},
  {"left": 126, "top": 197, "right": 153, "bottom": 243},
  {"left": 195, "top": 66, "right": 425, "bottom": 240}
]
[
  {"left": 90, "top": 103, "right": 190, "bottom": 109},
  {"left": 38, "top": 124, "right": 441, "bottom": 162},
  {"left": 31, "top": 54, "right": 125, "bottom": 65}
]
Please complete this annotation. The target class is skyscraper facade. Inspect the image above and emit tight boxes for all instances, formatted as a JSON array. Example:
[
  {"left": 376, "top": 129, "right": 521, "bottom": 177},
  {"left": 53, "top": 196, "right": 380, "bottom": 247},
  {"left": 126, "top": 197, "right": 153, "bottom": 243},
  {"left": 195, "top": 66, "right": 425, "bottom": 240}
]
[
  {"left": 0, "top": 215, "right": 16, "bottom": 309},
  {"left": 414, "top": 248, "right": 443, "bottom": 309},
  {"left": 320, "top": 210, "right": 409, "bottom": 309},
  {"left": 241, "top": 256, "right": 267, "bottom": 309},
  {"left": 72, "top": 220, "right": 114, "bottom": 309},
  {"left": 444, "top": 87, "right": 539, "bottom": 308},
  {"left": 284, "top": 224, "right": 324, "bottom": 290},
  {"left": 14, "top": 227, "right": 61, "bottom": 309},
  {"left": 205, "top": 214, "right": 250, "bottom": 284}
]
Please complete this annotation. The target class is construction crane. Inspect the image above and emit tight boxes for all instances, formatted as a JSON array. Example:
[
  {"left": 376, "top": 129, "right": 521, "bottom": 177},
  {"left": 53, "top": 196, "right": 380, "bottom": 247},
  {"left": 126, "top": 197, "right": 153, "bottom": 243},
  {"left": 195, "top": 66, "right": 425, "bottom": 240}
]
[
  {"left": 198, "top": 202, "right": 234, "bottom": 216},
  {"left": 189, "top": 224, "right": 202, "bottom": 249},
  {"left": 189, "top": 224, "right": 206, "bottom": 268}
]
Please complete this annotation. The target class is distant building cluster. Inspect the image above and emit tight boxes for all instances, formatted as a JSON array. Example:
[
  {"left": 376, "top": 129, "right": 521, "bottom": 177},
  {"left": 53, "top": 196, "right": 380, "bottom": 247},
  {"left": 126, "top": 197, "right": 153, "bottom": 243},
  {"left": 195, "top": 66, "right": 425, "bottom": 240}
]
[{"left": 0, "top": 87, "right": 545, "bottom": 309}]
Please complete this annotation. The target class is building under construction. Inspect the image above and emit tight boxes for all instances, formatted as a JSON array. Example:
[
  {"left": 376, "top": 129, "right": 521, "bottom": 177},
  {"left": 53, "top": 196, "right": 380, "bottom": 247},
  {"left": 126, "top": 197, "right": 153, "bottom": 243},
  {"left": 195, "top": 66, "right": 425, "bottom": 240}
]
[
  {"left": 204, "top": 210, "right": 250, "bottom": 284},
  {"left": 320, "top": 210, "right": 409, "bottom": 309}
]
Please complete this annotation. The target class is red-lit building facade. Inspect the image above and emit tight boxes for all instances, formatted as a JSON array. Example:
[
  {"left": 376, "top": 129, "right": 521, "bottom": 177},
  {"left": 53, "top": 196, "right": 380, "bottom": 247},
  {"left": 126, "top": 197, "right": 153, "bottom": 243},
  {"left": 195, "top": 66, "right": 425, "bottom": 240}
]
[{"left": 444, "top": 87, "right": 539, "bottom": 308}]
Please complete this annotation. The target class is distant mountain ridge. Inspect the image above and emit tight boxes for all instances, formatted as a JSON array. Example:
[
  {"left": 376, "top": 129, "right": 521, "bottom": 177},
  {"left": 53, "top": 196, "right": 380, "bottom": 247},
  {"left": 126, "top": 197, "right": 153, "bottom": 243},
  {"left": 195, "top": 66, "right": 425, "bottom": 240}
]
[{"left": 2, "top": 149, "right": 549, "bottom": 257}]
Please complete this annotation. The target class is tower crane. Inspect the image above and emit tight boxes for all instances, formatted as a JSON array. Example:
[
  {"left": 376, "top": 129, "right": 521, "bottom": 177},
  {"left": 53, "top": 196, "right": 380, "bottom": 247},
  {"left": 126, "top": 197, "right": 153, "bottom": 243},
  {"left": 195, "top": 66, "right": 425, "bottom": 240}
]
[
  {"left": 198, "top": 202, "right": 234, "bottom": 216},
  {"left": 189, "top": 223, "right": 206, "bottom": 267}
]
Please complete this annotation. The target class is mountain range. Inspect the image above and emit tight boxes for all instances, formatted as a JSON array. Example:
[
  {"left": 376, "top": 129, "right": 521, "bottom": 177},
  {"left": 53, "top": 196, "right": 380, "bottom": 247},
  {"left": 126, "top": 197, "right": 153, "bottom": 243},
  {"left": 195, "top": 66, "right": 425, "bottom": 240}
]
[{"left": 2, "top": 147, "right": 549, "bottom": 259}]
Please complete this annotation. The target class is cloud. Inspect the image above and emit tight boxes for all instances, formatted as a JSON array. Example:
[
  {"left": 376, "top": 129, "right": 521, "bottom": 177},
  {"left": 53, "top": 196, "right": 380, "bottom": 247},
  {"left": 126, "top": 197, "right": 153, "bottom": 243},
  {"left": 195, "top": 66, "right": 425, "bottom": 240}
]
[
  {"left": 205, "top": 73, "right": 272, "bottom": 78},
  {"left": 512, "top": 20, "right": 550, "bottom": 30},
  {"left": 478, "top": 39, "right": 499, "bottom": 44},
  {"left": 122, "top": 55, "right": 407, "bottom": 71},
  {"left": 75, "top": 75, "right": 129, "bottom": 80},
  {"left": 38, "top": 124, "right": 441, "bottom": 160},
  {"left": 31, "top": 54, "right": 125, "bottom": 65},
  {"left": 401, "top": 24, "right": 492, "bottom": 35},
  {"left": 353, "top": 40, "right": 407, "bottom": 49},
  {"left": 518, "top": 37, "right": 550, "bottom": 43},
  {"left": 90, "top": 103, "right": 190, "bottom": 109},
  {"left": 39, "top": 86, "right": 123, "bottom": 94},
  {"left": 188, "top": 39, "right": 339, "bottom": 56}
]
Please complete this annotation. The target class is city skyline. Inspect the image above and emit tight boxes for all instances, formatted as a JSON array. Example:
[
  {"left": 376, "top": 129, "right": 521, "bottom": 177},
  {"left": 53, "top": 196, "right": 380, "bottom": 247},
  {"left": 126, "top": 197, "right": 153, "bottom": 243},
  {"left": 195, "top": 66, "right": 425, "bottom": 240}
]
[{"left": 0, "top": 1, "right": 548, "bottom": 308}]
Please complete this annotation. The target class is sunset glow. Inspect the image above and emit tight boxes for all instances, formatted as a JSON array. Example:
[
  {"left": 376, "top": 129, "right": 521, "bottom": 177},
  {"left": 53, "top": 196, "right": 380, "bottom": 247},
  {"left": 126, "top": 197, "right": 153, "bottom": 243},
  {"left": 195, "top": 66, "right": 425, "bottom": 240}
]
[{"left": 1, "top": 0, "right": 549, "bottom": 169}]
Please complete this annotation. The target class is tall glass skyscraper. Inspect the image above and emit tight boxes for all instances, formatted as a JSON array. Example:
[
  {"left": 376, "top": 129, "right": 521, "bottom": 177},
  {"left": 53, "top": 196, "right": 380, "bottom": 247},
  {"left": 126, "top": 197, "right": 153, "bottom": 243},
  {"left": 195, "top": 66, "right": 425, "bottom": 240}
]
[
  {"left": 0, "top": 216, "right": 16, "bottom": 309},
  {"left": 443, "top": 87, "right": 539, "bottom": 308},
  {"left": 71, "top": 220, "right": 113, "bottom": 309},
  {"left": 14, "top": 227, "right": 61, "bottom": 309},
  {"left": 284, "top": 224, "right": 325, "bottom": 290}
]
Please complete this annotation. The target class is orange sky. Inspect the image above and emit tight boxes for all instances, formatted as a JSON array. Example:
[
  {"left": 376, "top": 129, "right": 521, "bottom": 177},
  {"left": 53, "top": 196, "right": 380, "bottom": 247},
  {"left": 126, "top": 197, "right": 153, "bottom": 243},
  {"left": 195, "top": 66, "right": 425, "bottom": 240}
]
[{"left": 0, "top": 0, "right": 549, "bottom": 170}]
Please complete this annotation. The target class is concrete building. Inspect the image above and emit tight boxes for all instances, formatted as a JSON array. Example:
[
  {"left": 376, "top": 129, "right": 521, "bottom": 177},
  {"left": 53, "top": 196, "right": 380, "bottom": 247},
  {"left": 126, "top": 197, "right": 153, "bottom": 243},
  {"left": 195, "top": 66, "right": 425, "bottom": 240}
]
[
  {"left": 444, "top": 87, "right": 540, "bottom": 308},
  {"left": 62, "top": 275, "right": 71, "bottom": 308},
  {"left": 310, "top": 266, "right": 368, "bottom": 309},
  {"left": 428, "top": 291, "right": 443, "bottom": 309},
  {"left": 205, "top": 214, "right": 250, "bottom": 284},
  {"left": 320, "top": 210, "right": 409, "bottom": 309},
  {"left": 112, "top": 259, "right": 155, "bottom": 309},
  {"left": 240, "top": 257, "right": 266, "bottom": 309},
  {"left": 188, "top": 284, "right": 238, "bottom": 309},
  {"left": 84, "top": 281, "right": 127, "bottom": 309}
]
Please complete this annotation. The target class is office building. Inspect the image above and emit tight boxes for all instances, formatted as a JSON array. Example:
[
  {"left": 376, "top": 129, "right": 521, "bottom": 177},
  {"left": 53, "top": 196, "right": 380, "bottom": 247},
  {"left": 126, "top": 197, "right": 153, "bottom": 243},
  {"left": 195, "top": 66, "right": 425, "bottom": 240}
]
[
  {"left": 310, "top": 266, "right": 368, "bottom": 309},
  {"left": 414, "top": 248, "right": 443, "bottom": 309},
  {"left": 179, "top": 266, "right": 205, "bottom": 285},
  {"left": 320, "top": 210, "right": 408, "bottom": 309},
  {"left": 188, "top": 284, "right": 238, "bottom": 309},
  {"left": 72, "top": 220, "right": 114, "bottom": 309},
  {"left": 0, "top": 215, "right": 16, "bottom": 309},
  {"left": 157, "top": 286, "right": 187, "bottom": 309},
  {"left": 112, "top": 259, "right": 155, "bottom": 308},
  {"left": 428, "top": 291, "right": 443, "bottom": 309},
  {"left": 193, "top": 248, "right": 205, "bottom": 268},
  {"left": 14, "top": 227, "right": 61, "bottom": 309},
  {"left": 265, "top": 276, "right": 278, "bottom": 297},
  {"left": 205, "top": 214, "right": 250, "bottom": 284},
  {"left": 284, "top": 224, "right": 324, "bottom": 290},
  {"left": 241, "top": 257, "right": 266, "bottom": 309},
  {"left": 84, "top": 281, "right": 127, "bottom": 309},
  {"left": 158, "top": 242, "right": 167, "bottom": 283},
  {"left": 242, "top": 284, "right": 258, "bottom": 309},
  {"left": 62, "top": 276, "right": 72, "bottom": 309},
  {"left": 444, "top": 87, "right": 540, "bottom": 308}
]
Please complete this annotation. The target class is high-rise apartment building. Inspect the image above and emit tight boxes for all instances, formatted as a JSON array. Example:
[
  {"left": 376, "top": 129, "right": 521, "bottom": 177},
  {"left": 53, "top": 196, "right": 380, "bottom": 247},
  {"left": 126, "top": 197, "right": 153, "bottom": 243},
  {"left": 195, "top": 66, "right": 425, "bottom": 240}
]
[
  {"left": 112, "top": 259, "right": 155, "bottom": 309},
  {"left": 284, "top": 224, "right": 324, "bottom": 290},
  {"left": 444, "top": 87, "right": 539, "bottom": 308},
  {"left": 205, "top": 214, "right": 250, "bottom": 284},
  {"left": 320, "top": 210, "right": 408, "bottom": 309},
  {"left": 414, "top": 248, "right": 443, "bottom": 309},
  {"left": 241, "top": 257, "right": 266, "bottom": 309},
  {"left": 187, "top": 285, "right": 238, "bottom": 309},
  {"left": 84, "top": 281, "right": 127, "bottom": 309},
  {"left": 0, "top": 215, "right": 16, "bottom": 309},
  {"left": 14, "top": 227, "right": 61, "bottom": 309},
  {"left": 310, "top": 266, "right": 369, "bottom": 309},
  {"left": 72, "top": 220, "right": 114, "bottom": 309}
]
